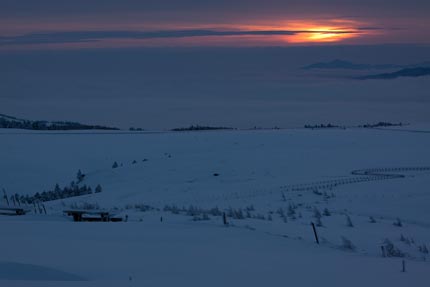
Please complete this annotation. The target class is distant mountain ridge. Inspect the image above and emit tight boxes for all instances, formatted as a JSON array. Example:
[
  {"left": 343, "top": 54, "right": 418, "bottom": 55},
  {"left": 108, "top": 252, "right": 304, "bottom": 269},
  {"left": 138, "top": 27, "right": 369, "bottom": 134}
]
[
  {"left": 303, "top": 59, "right": 430, "bottom": 70},
  {"left": 357, "top": 67, "right": 430, "bottom": 80},
  {"left": 0, "top": 113, "right": 118, "bottom": 130}
]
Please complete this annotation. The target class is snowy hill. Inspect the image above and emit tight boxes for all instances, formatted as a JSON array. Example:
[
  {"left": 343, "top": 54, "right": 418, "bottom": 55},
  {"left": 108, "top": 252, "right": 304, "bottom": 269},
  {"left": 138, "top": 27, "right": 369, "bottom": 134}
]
[
  {"left": 0, "top": 113, "right": 118, "bottom": 130},
  {"left": 0, "top": 127, "right": 429, "bottom": 286}
]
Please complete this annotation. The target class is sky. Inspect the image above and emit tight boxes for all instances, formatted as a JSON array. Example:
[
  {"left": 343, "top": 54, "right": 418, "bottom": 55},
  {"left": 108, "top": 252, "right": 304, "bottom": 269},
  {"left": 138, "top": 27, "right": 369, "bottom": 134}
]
[
  {"left": 1, "top": 1, "right": 429, "bottom": 129},
  {"left": 1, "top": 0, "right": 430, "bottom": 50}
]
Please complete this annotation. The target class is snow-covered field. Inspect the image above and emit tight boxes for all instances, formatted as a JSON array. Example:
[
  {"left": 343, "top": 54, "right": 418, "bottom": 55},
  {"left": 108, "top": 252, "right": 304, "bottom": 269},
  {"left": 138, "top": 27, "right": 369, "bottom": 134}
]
[{"left": 1, "top": 126, "right": 430, "bottom": 286}]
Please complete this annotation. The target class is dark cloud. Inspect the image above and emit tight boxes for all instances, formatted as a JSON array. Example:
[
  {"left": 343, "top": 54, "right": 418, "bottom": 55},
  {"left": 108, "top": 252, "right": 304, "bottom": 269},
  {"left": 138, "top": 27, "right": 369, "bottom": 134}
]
[
  {"left": 1, "top": 0, "right": 429, "bottom": 15},
  {"left": 1, "top": 0, "right": 430, "bottom": 21},
  {"left": 0, "top": 28, "right": 364, "bottom": 46}
]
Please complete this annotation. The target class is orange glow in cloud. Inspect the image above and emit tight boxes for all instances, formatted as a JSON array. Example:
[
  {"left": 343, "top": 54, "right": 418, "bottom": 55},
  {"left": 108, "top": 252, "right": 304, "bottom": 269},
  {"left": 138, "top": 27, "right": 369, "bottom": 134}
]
[
  {"left": 236, "top": 19, "right": 368, "bottom": 44},
  {"left": 288, "top": 30, "right": 357, "bottom": 43},
  {"left": 288, "top": 23, "right": 361, "bottom": 43}
]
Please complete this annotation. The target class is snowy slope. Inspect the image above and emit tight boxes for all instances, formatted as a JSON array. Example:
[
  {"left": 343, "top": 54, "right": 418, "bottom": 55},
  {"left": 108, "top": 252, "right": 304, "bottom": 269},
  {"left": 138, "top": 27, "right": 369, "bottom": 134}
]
[{"left": 0, "top": 127, "right": 429, "bottom": 286}]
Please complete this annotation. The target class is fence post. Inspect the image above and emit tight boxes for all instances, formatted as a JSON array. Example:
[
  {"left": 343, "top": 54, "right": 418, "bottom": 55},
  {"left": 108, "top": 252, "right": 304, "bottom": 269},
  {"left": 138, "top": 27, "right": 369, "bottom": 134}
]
[
  {"left": 311, "top": 222, "right": 319, "bottom": 244},
  {"left": 381, "top": 246, "right": 386, "bottom": 257},
  {"left": 37, "top": 202, "right": 43, "bottom": 214},
  {"left": 2, "top": 189, "right": 9, "bottom": 207}
]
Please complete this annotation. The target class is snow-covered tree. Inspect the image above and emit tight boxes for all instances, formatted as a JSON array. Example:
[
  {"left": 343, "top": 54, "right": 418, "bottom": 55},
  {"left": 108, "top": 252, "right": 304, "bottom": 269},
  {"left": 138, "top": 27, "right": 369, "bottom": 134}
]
[
  {"left": 341, "top": 236, "right": 356, "bottom": 251},
  {"left": 383, "top": 239, "right": 404, "bottom": 257},
  {"left": 345, "top": 215, "right": 354, "bottom": 227},
  {"left": 419, "top": 244, "right": 429, "bottom": 254},
  {"left": 287, "top": 204, "right": 296, "bottom": 218},
  {"left": 313, "top": 207, "right": 322, "bottom": 219},
  {"left": 76, "top": 169, "right": 85, "bottom": 183},
  {"left": 281, "top": 192, "right": 286, "bottom": 202},
  {"left": 95, "top": 184, "right": 102, "bottom": 193},
  {"left": 393, "top": 218, "right": 403, "bottom": 227}
]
